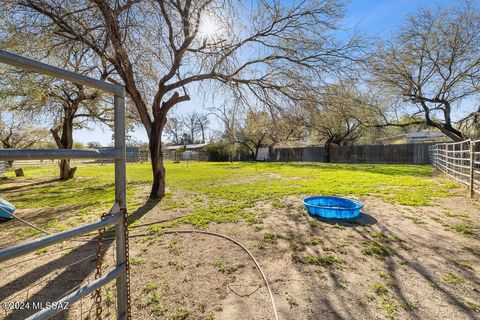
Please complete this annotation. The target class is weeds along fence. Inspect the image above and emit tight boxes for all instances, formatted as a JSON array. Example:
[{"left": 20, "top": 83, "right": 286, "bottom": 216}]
[{"left": 429, "top": 140, "right": 480, "bottom": 197}]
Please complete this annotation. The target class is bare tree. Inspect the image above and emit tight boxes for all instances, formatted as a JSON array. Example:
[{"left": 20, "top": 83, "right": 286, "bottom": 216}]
[
  {"left": 211, "top": 102, "right": 237, "bottom": 160},
  {"left": 0, "top": 110, "right": 48, "bottom": 166},
  {"left": 7, "top": 0, "right": 362, "bottom": 198},
  {"left": 0, "top": 111, "right": 48, "bottom": 149},
  {"left": 215, "top": 103, "right": 302, "bottom": 160},
  {"left": 212, "top": 102, "right": 237, "bottom": 141},
  {"left": 369, "top": 3, "right": 480, "bottom": 141},
  {"left": 182, "top": 112, "right": 201, "bottom": 144},
  {"left": 181, "top": 111, "right": 210, "bottom": 143},
  {"left": 302, "top": 82, "right": 365, "bottom": 162},
  {"left": 196, "top": 113, "right": 210, "bottom": 143},
  {"left": 164, "top": 115, "right": 184, "bottom": 145}
]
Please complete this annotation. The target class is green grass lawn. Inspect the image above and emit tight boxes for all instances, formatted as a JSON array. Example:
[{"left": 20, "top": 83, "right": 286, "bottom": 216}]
[{"left": 1, "top": 161, "right": 458, "bottom": 236}]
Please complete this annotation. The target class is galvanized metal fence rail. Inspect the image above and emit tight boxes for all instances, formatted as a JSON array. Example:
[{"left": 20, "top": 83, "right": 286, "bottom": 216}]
[
  {"left": 429, "top": 139, "right": 480, "bottom": 197},
  {"left": 0, "top": 50, "right": 130, "bottom": 319},
  {"left": 3, "top": 151, "right": 149, "bottom": 170}
]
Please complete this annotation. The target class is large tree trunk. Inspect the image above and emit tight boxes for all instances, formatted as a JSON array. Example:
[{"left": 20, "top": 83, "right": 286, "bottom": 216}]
[
  {"left": 254, "top": 144, "right": 261, "bottom": 161},
  {"left": 146, "top": 91, "right": 188, "bottom": 199},
  {"left": 51, "top": 108, "right": 77, "bottom": 181},
  {"left": 422, "top": 101, "right": 465, "bottom": 142},
  {"left": 149, "top": 119, "right": 167, "bottom": 199},
  {"left": 59, "top": 159, "right": 76, "bottom": 180},
  {"left": 437, "top": 125, "right": 465, "bottom": 142},
  {"left": 1, "top": 143, "right": 14, "bottom": 167},
  {"left": 324, "top": 141, "right": 332, "bottom": 163}
]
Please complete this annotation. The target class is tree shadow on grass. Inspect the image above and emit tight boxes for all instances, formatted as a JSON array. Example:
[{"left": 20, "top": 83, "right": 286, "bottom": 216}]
[
  {"left": 0, "top": 178, "right": 60, "bottom": 192},
  {"left": 127, "top": 198, "right": 161, "bottom": 224},
  {"left": 0, "top": 204, "right": 93, "bottom": 249},
  {"left": 284, "top": 162, "right": 432, "bottom": 177}
]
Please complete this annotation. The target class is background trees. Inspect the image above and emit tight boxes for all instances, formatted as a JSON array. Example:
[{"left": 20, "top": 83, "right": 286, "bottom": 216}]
[
  {"left": 164, "top": 111, "right": 210, "bottom": 145},
  {"left": 164, "top": 115, "right": 184, "bottom": 145},
  {"left": 5, "top": 0, "right": 361, "bottom": 199},
  {"left": 3, "top": 1, "right": 476, "bottom": 196},
  {"left": 0, "top": 111, "right": 48, "bottom": 149},
  {"left": 0, "top": 109, "right": 48, "bottom": 167},
  {"left": 369, "top": 3, "right": 480, "bottom": 141},
  {"left": 231, "top": 111, "right": 272, "bottom": 160},
  {"left": 213, "top": 101, "right": 304, "bottom": 160},
  {"left": 196, "top": 113, "right": 210, "bottom": 143},
  {"left": 0, "top": 20, "right": 113, "bottom": 180},
  {"left": 301, "top": 82, "right": 369, "bottom": 162}
]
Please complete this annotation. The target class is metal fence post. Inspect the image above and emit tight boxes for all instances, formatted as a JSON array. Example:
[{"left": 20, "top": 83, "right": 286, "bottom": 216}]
[
  {"left": 114, "top": 94, "right": 129, "bottom": 319},
  {"left": 470, "top": 140, "right": 475, "bottom": 198},
  {"left": 0, "top": 50, "right": 130, "bottom": 319}
]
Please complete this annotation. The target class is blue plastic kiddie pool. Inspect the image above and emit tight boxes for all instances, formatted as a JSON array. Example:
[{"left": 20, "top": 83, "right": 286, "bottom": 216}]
[{"left": 303, "top": 196, "right": 363, "bottom": 219}]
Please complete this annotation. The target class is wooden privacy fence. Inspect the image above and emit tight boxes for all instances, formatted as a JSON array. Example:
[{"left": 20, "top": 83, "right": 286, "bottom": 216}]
[
  {"left": 271, "top": 146, "right": 326, "bottom": 162},
  {"left": 330, "top": 143, "right": 433, "bottom": 164},
  {"left": 271, "top": 143, "right": 434, "bottom": 164},
  {"left": 429, "top": 140, "right": 480, "bottom": 197}
]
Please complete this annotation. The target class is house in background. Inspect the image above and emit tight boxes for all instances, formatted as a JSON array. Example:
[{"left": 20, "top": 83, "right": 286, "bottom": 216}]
[
  {"left": 256, "top": 147, "right": 270, "bottom": 161},
  {"left": 376, "top": 131, "right": 451, "bottom": 145}
]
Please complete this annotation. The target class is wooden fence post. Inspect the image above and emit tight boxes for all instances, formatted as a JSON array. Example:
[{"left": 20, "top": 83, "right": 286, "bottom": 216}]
[{"left": 470, "top": 140, "right": 475, "bottom": 198}]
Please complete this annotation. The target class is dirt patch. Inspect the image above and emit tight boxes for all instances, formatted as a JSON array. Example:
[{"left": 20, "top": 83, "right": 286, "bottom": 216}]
[
  {"left": 251, "top": 195, "right": 480, "bottom": 320},
  {"left": 1, "top": 192, "right": 479, "bottom": 319},
  {"left": 125, "top": 193, "right": 480, "bottom": 319}
]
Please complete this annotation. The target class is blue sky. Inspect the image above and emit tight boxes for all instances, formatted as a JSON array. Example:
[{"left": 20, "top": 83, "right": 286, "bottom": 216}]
[
  {"left": 344, "top": 0, "right": 461, "bottom": 36},
  {"left": 74, "top": 0, "right": 466, "bottom": 146}
]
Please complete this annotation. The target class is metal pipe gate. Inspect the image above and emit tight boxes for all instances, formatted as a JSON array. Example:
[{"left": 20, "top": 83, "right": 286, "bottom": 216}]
[
  {"left": 429, "top": 139, "right": 480, "bottom": 198},
  {"left": 0, "top": 50, "right": 130, "bottom": 319}
]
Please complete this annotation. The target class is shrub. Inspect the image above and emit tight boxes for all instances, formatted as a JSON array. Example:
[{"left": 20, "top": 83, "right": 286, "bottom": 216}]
[{"left": 205, "top": 142, "right": 231, "bottom": 161}]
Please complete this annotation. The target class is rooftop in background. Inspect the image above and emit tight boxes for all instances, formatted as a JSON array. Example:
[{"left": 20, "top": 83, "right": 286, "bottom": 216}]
[{"left": 377, "top": 131, "right": 451, "bottom": 145}]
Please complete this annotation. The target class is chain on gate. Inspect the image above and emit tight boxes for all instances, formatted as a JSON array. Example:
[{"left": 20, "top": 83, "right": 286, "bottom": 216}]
[
  {"left": 123, "top": 207, "right": 132, "bottom": 318},
  {"left": 93, "top": 207, "right": 131, "bottom": 320},
  {"left": 93, "top": 212, "right": 107, "bottom": 320}
]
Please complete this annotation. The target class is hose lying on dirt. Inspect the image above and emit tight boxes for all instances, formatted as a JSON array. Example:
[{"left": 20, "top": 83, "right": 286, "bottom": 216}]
[
  {"left": 128, "top": 229, "right": 280, "bottom": 320},
  {"left": 11, "top": 213, "right": 52, "bottom": 235},
  {"left": 11, "top": 214, "right": 103, "bottom": 243},
  {"left": 6, "top": 215, "right": 280, "bottom": 320}
]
